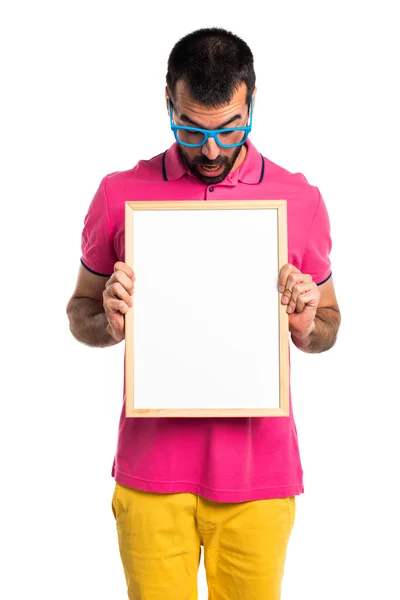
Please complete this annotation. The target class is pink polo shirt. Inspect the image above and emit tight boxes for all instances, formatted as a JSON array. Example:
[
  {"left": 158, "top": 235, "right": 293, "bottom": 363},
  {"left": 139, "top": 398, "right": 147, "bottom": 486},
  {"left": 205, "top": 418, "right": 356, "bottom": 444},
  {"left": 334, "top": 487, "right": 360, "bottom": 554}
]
[{"left": 81, "top": 139, "right": 332, "bottom": 502}]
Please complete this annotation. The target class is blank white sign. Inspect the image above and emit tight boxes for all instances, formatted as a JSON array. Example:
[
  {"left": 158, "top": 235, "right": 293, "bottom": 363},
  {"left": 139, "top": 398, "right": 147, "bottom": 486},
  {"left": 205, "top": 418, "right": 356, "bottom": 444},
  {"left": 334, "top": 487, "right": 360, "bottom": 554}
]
[{"left": 125, "top": 201, "right": 289, "bottom": 417}]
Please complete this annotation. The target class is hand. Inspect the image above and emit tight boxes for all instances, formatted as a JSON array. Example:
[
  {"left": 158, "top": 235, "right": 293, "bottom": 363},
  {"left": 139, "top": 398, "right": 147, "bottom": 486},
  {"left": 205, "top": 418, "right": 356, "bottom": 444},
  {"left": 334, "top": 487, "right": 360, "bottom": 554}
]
[
  {"left": 278, "top": 264, "right": 321, "bottom": 338},
  {"left": 103, "top": 262, "right": 135, "bottom": 342}
]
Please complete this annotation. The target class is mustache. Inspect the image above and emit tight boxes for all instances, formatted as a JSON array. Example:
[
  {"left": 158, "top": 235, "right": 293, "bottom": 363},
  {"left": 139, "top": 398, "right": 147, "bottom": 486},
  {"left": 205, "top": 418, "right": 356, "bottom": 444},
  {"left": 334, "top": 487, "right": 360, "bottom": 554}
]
[{"left": 191, "top": 156, "right": 228, "bottom": 166}]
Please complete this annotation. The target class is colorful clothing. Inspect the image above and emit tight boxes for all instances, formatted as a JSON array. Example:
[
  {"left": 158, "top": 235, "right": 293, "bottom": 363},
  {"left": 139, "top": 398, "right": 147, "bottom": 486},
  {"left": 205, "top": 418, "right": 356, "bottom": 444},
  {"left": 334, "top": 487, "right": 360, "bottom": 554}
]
[{"left": 81, "top": 139, "right": 332, "bottom": 502}]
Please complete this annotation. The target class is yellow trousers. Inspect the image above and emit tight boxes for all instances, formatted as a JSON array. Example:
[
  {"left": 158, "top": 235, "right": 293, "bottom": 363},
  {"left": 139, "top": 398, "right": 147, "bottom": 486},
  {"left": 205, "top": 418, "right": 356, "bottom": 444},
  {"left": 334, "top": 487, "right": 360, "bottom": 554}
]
[{"left": 112, "top": 483, "right": 296, "bottom": 600}]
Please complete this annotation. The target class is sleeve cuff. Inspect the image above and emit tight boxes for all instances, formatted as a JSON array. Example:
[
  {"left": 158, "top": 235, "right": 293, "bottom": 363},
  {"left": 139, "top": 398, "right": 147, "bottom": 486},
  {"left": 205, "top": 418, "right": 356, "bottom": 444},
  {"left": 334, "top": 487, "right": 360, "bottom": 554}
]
[
  {"left": 316, "top": 272, "right": 332, "bottom": 286},
  {"left": 80, "top": 258, "right": 113, "bottom": 277}
]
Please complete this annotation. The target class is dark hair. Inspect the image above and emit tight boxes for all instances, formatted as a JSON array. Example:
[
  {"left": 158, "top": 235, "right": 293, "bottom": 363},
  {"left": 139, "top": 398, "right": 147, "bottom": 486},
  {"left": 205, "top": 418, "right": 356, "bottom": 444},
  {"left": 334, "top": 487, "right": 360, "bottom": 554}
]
[{"left": 166, "top": 27, "right": 256, "bottom": 107}]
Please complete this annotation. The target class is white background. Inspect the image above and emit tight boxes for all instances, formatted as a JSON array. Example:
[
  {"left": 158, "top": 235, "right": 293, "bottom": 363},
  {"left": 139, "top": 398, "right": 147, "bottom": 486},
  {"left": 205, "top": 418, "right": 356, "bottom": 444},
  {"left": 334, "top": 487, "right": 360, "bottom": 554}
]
[{"left": 1, "top": 1, "right": 399, "bottom": 598}]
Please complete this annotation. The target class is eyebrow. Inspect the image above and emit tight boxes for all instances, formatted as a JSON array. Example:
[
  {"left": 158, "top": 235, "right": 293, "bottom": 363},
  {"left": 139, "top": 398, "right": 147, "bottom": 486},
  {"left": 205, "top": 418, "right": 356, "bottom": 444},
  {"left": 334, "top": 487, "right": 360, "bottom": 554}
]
[{"left": 178, "top": 112, "right": 242, "bottom": 130}]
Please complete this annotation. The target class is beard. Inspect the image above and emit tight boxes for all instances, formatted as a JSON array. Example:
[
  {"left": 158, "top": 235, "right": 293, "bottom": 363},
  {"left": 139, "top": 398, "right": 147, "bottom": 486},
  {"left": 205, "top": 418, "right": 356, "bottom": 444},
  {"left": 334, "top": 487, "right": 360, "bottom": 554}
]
[{"left": 178, "top": 145, "right": 243, "bottom": 184}]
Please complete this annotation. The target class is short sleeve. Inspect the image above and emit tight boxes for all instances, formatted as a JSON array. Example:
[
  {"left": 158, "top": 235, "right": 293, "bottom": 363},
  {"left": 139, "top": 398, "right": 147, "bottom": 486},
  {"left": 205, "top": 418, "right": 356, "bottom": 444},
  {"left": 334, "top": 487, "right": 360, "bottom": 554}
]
[
  {"left": 80, "top": 176, "right": 117, "bottom": 276},
  {"left": 301, "top": 190, "right": 332, "bottom": 285}
]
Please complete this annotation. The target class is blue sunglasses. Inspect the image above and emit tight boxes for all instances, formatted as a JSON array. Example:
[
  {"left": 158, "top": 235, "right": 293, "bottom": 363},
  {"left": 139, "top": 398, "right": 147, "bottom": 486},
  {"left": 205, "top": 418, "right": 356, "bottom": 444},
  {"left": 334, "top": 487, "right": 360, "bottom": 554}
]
[{"left": 169, "top": 98, "right": 253, "bottom": 148}]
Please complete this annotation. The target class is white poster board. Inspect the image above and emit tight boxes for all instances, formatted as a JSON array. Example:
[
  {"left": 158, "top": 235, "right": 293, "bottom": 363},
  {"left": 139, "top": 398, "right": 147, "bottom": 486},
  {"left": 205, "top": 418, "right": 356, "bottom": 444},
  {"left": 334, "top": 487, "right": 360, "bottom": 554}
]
[{"left": 125, "top": 200, "right": 288, "bottom": 417}]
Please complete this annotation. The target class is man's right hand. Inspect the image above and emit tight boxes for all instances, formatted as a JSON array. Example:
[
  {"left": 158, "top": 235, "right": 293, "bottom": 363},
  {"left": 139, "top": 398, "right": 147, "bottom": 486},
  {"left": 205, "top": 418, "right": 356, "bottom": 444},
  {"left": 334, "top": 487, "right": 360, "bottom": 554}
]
[{"left": 103, "top": 261, "right": 135, "bottom": 342}]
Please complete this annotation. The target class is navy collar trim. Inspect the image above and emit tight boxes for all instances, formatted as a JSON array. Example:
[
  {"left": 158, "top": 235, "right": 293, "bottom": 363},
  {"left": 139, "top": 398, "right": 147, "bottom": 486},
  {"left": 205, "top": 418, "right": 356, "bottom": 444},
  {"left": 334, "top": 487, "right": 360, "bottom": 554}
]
[
  {"left": 162, "top": 151, "right": 168, "bottom": 181},
  {"left": 162, "top": 149, "right": 265, "bottom": 184},
  {"left": 258, "top": 154, "right": 265, "bottom": 183}
]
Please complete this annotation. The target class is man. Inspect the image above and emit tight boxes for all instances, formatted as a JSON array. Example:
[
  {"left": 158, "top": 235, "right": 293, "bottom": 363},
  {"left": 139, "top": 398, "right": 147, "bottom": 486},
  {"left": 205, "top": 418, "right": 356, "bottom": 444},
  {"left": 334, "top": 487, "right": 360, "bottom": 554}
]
[{"left": 66, "top": 27, "right": 340, "bottom": 600}]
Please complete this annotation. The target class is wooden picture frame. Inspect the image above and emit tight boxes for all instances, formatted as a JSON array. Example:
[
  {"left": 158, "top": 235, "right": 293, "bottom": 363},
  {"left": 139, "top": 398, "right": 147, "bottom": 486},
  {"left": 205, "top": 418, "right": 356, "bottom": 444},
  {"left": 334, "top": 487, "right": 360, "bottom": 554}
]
[{"left": 124, "top": 200, "right": 289, "bottom": 417}]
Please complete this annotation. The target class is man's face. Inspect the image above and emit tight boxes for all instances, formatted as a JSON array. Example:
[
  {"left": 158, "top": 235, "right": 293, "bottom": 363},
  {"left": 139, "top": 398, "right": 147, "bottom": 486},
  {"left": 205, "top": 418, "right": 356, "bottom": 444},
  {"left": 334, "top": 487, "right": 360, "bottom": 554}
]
[{"left": 168, "top": 81, "right": 252, "bottom": 184}]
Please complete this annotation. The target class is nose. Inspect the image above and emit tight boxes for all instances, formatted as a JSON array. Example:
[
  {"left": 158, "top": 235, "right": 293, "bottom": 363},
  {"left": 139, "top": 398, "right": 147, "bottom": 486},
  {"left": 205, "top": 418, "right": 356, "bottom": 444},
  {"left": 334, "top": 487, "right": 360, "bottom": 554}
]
[{"left": 202, "top": 137, "right": 220, "bottom": 161}]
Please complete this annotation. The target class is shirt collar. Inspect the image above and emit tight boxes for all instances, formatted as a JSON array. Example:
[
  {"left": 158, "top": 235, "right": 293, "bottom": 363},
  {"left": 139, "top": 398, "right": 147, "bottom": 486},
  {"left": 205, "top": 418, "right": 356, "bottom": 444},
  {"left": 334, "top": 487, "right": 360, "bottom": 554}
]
[{"left": 163, "top": 138, "right": 264, "bottom": 185}]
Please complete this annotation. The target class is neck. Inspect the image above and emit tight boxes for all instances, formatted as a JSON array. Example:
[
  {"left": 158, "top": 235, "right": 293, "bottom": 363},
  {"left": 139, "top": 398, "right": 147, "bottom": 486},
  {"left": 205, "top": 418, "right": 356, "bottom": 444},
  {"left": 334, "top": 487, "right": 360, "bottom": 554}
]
[{"left": 231, "top": 144, "right": 247, "bottom": 172}]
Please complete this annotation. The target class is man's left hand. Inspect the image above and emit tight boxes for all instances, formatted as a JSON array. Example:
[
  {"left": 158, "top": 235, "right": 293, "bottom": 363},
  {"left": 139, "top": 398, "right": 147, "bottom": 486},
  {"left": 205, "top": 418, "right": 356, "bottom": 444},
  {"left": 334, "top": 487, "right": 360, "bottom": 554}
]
[{"left": 278, "top": 264, "right": 321, "bottom": 339}]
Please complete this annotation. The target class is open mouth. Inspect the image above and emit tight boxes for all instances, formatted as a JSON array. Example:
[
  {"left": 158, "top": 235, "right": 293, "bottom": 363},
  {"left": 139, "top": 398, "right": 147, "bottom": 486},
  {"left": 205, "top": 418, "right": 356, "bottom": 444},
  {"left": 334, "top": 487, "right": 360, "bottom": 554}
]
[{"left": 197, "top": 164, "right": 224, "bottom": 176}]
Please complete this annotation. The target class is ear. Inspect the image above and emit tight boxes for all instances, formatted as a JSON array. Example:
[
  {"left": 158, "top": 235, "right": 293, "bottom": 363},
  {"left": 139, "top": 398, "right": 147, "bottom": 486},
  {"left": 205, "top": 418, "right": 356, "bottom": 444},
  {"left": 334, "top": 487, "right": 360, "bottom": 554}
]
[
  {"left": 252, "top": 86, "right": 257, "bottom": 108},
  {"left": 165, "top": 86, "right": 170, "bottom": 114}
]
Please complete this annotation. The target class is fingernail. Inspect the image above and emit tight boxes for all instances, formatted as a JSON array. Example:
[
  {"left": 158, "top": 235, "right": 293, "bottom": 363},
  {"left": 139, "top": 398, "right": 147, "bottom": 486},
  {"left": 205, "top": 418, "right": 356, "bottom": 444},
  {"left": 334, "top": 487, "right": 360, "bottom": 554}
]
[
  {"left": 287, "top": 306, "right": 293, "bottom": 313},
  {"left": 279, "top": 285, "right": 284, "bottom": 292},
  {"left": 282, "top": 296, "right": 289, "bottom": 304}
]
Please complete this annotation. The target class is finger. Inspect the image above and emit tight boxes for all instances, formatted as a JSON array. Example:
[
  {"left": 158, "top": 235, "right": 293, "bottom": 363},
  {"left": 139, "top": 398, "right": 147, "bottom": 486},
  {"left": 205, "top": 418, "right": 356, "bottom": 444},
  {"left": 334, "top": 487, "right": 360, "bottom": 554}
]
[
  {"left": 103, "top": 282, "right": 133, "bottom": 308},
  {"left": 281, "top": 276, "right": 313, "bottom": 306},
  {"left": 280, "top": 272, "right": 313, "bottom": 302},
  {"left": 106, "top": 269, "right": 135, "bottom": 295},
  {"left": 278, "top": 264, "right": 301, "bottom": 292},
  {"left": 104, "top": 296, "right": 132, "bottom": 315},
  {"left": 279, "top": 265, "right": 312, "bottom": 293},
  {"left": 288, "top": 281, "right": 316, "bottom": 310},
  {"left": 290, "top": 289, "right": 321, "bottom": 314},
  {"left": 114, "top": 261, "right": 135, "bottom": 280},
  {"left": 285, "top": 271, "right": 313, "bottom": 292},
  {"left": 281, "top": 288, "right": 292, "bottom": 305}
]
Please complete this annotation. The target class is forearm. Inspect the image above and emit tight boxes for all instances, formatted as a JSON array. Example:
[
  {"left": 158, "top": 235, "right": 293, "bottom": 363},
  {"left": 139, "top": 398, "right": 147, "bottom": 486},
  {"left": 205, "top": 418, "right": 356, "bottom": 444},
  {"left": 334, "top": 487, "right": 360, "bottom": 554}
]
[
  {"left": 66, "top": 297, "right": 120, "bottom": 348},
  {"left": 291, "top": 307, "right": 341, "bottom": 354}
]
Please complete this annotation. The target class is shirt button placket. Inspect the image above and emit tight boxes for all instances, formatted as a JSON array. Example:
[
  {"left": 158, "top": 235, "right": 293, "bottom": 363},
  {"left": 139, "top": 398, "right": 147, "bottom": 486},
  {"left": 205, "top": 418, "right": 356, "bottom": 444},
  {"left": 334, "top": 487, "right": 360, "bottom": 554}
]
[{"left": 205, "top": 186, "right": 215, "bottom": 200}]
